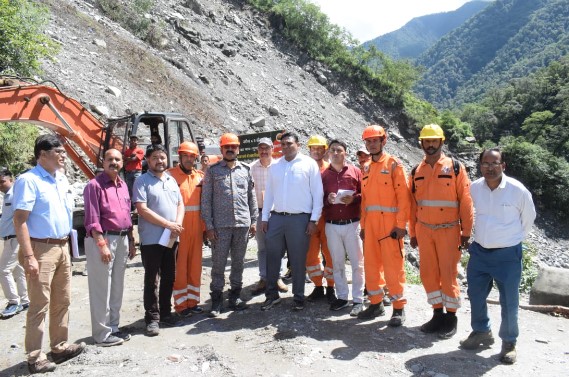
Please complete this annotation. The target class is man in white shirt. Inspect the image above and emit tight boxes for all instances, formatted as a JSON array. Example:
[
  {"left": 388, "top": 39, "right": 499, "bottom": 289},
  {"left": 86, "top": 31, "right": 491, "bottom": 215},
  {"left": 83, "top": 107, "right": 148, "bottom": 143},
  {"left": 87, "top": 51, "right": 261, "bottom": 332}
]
[
  {"left": 460, "top": 148, "right": 536, "bottom": 365},
  {"left": 260, "top": 132, "right": 324, "bottom": 311}
]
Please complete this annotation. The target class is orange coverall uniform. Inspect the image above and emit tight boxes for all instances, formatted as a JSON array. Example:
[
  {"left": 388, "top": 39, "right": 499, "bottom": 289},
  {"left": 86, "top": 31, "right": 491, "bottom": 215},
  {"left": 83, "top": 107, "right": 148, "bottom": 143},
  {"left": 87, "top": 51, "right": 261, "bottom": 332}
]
[
  {"left": 361, "top": 153, "right": 410, "bottom": 310},
  {"left": 168, "top": 165, "right": 205, "bottom": 312},
  {"left": 409, "top": 155, "right": 473, "bottom": 311},
  {"left": 306, "top": 161, "right": 334, "bottom": 288}
]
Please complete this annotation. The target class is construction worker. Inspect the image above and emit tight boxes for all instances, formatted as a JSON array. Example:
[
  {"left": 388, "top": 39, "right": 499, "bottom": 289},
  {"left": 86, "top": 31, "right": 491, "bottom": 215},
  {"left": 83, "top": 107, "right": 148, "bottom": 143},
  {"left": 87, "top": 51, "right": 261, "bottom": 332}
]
[
  {"left": 359, "top": 125, "right": 411, "bottom": 326},
  {"left": 168, "top": 142, "right": 205, "bottom": 317},
  {"left": 305, "top": 135, "right": 336, "bottom": 304},
  {"left": 201, "top": 133, "right": 257, "bottom": 317},
  {"left": 409, "top": 124, "right": 474, "bottom": 339}
]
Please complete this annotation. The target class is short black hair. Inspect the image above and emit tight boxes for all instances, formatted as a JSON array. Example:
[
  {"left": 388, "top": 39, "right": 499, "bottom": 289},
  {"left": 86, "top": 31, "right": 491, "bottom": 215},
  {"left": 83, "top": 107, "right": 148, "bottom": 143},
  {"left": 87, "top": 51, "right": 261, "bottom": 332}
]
[
  {"left": 479, "top": 147, "right": 505, "bottom": 164},
  {"left": 0, "top": 167, "right": 13, "bottom": 177},
  {"left": 328, "top": 139, "right": 347, "bottom": 152},
  {"left": 129, "top": 135, "right": 139, "bottom": 140},
  {"left": 280, "top": 131, "right": 299, "bottom": 143},
  {"left": 150, "top": 134, "right": 162, "bottom": 144},
  {"left": 34, "top": 134, "right": 63, "bottom": 159},
  {"left": 146, "top": 143, "right": 167, "bottom": 158}
]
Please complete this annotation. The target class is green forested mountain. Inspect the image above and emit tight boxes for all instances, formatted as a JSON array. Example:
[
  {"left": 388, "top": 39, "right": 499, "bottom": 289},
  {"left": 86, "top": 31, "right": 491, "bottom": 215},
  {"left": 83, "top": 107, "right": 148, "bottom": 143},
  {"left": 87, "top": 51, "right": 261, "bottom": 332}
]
[
  {"left": 415, "top": 0, "right": 569, "bottom": 109},
  {"left": 362, "top": 1, "right": 489, "bottom": 60},
  {"left": 459, "top": 56, "right": 569, "bottom": 215}
]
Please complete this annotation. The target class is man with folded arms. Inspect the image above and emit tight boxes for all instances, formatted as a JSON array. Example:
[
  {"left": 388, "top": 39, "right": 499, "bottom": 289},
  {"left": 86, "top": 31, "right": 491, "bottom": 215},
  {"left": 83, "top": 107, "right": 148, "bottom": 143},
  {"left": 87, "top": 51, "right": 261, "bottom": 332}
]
[
  {"left": 83, "top": 149, "right": 136, "bottom": 347},
  {"left": 322, "top": 140, "right": 365, "bottom": 316},
  {"left": 13, "top": 135, "right": 85, "bottom": 374}
]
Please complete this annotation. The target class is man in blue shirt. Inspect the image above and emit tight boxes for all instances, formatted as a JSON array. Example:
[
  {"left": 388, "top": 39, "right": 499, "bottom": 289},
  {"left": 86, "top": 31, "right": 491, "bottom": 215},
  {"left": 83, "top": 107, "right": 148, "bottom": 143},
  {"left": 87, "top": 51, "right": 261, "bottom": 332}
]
[
  {"left": 13, "top": 135, "right": 85, "bottom": 374},
  {"left": 0, "top": 167, "right": 29, "bottom": 319}
]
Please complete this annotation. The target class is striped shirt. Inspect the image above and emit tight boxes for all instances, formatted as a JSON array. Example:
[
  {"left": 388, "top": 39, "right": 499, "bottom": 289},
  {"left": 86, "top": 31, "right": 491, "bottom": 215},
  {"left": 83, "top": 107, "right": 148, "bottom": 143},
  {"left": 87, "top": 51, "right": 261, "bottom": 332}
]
[{"left": 250, "top": 158, "right": 275, "bottom": 207}]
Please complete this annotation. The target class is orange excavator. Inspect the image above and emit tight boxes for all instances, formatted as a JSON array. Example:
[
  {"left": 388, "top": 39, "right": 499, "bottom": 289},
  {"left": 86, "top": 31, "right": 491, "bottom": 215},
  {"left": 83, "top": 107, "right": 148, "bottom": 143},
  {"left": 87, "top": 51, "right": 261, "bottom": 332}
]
[{"left": 0, "top": 76, "right": 208, "bottom": 178}]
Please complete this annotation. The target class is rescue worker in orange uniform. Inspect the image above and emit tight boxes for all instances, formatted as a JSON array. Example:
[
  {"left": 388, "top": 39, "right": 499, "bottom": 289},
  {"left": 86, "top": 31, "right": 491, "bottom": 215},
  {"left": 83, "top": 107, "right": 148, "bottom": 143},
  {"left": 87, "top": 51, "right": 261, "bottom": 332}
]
[
  {"left": 305, "top": 135, "right": 336, "bottom": 304},
  {"left": 409, "top": 124, "right": 473, "bottom": 339},
  {"left": 359, "top": 125, "right": 411, "bottom": 326},
  {"left": 168, "top": 142, "right": 205, "bottom": 317}
]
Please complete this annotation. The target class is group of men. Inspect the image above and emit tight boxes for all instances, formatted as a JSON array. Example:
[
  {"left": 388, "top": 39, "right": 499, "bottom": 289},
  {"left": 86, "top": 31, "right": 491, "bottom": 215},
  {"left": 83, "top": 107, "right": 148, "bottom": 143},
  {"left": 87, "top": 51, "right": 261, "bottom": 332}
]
[{"left": 0, "top": 122, "right": 536, "bottom": 373}]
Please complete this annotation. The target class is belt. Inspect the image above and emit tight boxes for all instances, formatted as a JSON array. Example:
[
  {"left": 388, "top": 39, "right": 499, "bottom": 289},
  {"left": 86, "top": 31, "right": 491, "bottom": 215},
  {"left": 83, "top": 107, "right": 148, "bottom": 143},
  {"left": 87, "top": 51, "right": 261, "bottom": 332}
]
[
  {"left": 2, "top": 235, "right": 16, "bottom": 241},
  {"left": 271, "top": 211, "right": 306, "bottom": 216},
  {"left": 258, "top": 208, "right": 262, "bottom": 211},
  {"left": 30, "top": 237, "right": 69, "bottom": 246},
  {"left": 104, "top": 229, "right": 130, "bottom": 236},
  {"left": 326, "top": 218, "right": 360, "bottom": 225}
]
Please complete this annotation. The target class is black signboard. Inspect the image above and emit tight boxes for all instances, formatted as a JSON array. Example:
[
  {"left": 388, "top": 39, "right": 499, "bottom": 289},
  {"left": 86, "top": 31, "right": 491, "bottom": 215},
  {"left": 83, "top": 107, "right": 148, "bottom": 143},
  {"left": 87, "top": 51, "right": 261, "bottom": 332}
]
[{"left": 238, "top": 130, "right": 285, "bottom": 162}]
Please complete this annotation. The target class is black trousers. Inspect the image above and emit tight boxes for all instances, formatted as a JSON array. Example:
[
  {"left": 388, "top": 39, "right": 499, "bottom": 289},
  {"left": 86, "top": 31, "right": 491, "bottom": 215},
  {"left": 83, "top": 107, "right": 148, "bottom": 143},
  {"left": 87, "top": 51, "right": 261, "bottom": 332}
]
[{"left": 141, "top": 243, "right": 177, "bottom": 323}]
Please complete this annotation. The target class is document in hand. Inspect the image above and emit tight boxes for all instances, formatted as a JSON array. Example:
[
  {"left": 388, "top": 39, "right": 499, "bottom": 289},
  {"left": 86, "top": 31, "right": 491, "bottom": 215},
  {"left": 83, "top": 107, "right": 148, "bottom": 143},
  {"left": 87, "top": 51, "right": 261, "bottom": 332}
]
[
  {"left": 159, "top": 228, "right": 177, "bottom": 248},
  {"left": 334, "top": 189, "right": 355, "bottom": 204}
]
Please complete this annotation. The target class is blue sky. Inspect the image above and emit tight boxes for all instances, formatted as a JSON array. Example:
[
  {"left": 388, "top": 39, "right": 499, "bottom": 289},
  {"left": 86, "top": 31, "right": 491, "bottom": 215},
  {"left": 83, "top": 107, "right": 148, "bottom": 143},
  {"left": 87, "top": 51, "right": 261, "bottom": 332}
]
[{"left": 309, "top": 0, "right": 473, "bottom": 42}]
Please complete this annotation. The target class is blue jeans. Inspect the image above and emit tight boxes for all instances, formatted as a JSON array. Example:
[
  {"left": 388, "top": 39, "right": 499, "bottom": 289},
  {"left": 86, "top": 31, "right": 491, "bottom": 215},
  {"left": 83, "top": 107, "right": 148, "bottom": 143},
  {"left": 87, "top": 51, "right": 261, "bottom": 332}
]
[{"left": 467, "top": 241, "right": 522, "bottom": 344}]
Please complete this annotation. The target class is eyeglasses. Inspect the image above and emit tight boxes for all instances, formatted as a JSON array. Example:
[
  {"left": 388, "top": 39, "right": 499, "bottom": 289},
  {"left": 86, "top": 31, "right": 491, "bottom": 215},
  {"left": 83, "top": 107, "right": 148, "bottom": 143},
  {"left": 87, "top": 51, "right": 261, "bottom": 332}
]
[{"left": 481, "top": 162, "right": 502, "bottom": 168}]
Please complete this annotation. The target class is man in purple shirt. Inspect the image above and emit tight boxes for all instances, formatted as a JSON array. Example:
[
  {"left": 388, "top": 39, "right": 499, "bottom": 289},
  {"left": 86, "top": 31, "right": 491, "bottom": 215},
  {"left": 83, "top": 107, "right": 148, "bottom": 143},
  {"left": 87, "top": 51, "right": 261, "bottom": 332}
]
[
  {"left": 83, "top": 149, "right": 135, "bottom": 347},
  {"left": 322, "top": 140, "right": 365, "bottom": 316}
]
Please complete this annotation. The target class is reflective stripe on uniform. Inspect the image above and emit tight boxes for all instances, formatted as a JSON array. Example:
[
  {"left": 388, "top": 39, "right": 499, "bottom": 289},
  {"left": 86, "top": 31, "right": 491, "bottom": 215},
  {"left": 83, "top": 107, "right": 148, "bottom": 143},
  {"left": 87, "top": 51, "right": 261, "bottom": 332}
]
[
  {"left": 175, "top": 296, "right": 189, "bottom": 305},
  {"left": 365, "top": 205, "right": 399, "bottom": 213},
  {"left": 367, "top": 288, "right": 385, "bottom": 297},
  {"left": 427, "top": 290, "right": 443, "bottom": 305},
  {"left": 185, "top": 205, "right": 201, "bottom": 211},
  {"left": 417, "top": 200, "right": 458, "bottom": 208},
  {"left": 186, "top": 293, "right": 201, "bottom": 302},
  {"left": 187, "top": 284, "right": 200, "bottom": 292},
  {"left": 323, "top": 266, "right": 334, "bottom": 280},
  {"left": 419, "top": 220, "right": 459, "bottom": 230},
  {"left": 173, "top": 288, "right": 188, "bottom": 296},
  {"left": 442, "top": 293, "right": 461, "bottom": 309},
  {"left": 390, "top": 293, "right": 404, "bottom": 302}
]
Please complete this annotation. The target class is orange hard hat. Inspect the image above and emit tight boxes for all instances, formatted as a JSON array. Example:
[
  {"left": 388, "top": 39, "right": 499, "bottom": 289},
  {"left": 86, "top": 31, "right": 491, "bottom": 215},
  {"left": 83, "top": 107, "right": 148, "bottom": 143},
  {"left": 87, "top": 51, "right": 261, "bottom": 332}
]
[
  {"left": 362, "top": 125, "right": 386, "bottom": 140},
  {"left": 219, "top": 133, "right": 240, "bottom": 147},
  {"left": 178, "top": 141, "right": 199, "bottom": 156}
]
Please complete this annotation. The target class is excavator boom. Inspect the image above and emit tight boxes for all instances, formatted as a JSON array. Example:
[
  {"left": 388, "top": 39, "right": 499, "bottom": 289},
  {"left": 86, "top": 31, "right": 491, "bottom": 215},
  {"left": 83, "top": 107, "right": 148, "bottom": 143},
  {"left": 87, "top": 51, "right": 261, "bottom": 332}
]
[{"left": 0, "top": 78, "right": 108, "bottom": 178}]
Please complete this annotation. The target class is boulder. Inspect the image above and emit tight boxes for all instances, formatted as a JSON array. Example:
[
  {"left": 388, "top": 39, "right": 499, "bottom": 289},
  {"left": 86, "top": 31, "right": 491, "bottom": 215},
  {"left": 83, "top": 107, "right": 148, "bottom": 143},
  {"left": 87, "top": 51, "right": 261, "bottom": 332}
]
[{"left": 529, "top": 266, "right": 569, "bottom": 307}]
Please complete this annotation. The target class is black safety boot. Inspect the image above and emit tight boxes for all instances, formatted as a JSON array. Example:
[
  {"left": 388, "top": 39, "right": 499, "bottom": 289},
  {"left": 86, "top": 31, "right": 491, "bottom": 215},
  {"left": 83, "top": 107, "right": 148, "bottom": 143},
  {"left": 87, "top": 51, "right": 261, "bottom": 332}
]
[
  {"left": 228, "top": 288, "right": 248, "bottom": 311},
  {"left": 357, "top": 302, "right": 386, "bottom": 320},
  {"left": 208, "top": 291, "right": 223, "bottom": 317},
  {"left": 420, "top": 309, "right": 445, "bottom": 333}
]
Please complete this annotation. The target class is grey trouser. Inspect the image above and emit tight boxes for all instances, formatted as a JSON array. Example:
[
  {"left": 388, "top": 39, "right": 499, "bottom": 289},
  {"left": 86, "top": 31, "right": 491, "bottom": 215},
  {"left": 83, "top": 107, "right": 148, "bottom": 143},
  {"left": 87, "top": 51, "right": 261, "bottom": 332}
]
[
  {"left": 85, "top": 235, "right": 129, "bottom": 343},
  {"left": 209, "top": 227, "right": 250, "bottom": 292},
  {"left": 0, "top": 238, "right": 28, "bottom": 305},
  {"left": 265, "top": 213, "right": 310, "bottom": 302}
]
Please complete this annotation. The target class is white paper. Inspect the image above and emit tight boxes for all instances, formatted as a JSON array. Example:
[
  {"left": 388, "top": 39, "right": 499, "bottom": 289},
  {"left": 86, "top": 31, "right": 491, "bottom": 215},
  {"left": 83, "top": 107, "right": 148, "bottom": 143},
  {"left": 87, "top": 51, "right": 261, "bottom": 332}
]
[
  {"left": 334, "top": 189, "right": 355, "bottom": 204},
  {"left": 70, "top": 229, "right": 80, "bottom": 258},
  {"left": 159, "top": 228, "right": 172, "bottom": 247}
]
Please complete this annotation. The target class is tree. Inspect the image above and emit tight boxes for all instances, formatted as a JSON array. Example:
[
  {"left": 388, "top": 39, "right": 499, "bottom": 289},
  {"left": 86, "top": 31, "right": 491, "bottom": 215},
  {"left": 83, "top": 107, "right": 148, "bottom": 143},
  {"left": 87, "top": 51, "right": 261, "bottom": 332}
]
[
  {"left": 0, "top": 122, "right": 38, "bottom": 174},
  {"left": 0, "top": 0, "right": 58, "bottom": 76}
]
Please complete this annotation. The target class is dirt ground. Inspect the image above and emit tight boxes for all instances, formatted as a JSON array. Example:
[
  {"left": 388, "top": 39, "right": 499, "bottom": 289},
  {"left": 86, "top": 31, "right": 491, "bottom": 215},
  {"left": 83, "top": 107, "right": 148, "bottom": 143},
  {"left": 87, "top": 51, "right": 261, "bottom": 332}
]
[{"left": 0, "top": 239, "right": 567, "bottom": 377}]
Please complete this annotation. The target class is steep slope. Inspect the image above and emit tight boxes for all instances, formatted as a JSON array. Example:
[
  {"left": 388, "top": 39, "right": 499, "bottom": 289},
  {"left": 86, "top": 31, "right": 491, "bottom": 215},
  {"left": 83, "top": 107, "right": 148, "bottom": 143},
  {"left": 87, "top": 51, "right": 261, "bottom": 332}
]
[
  {"left": 414, "top": 0, "right": 569, "bottom": 108},
  {"left": 39, "top": 0, "right": 424, "bottom": 168},
  {"left": 362, "top": 1, "right": 490, "bottom": 60}
]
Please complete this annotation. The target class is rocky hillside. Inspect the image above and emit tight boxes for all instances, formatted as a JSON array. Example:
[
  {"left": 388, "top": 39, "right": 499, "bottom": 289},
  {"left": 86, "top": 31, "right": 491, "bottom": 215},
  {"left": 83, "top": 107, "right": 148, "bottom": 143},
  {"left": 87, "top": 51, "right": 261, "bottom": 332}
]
[
  {"left": 37, "top": 0, "right": 568, "bottom": 269},
  {"left": 40, "top": 0, "right": 423, "bottom": 167}
]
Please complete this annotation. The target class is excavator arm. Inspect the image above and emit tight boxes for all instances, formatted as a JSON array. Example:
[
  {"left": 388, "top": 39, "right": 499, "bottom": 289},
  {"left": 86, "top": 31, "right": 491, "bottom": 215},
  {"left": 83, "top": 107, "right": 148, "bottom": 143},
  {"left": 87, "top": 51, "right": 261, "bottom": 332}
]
[{"left": 0, "top": 78, "right": 109, "bottom": 179}]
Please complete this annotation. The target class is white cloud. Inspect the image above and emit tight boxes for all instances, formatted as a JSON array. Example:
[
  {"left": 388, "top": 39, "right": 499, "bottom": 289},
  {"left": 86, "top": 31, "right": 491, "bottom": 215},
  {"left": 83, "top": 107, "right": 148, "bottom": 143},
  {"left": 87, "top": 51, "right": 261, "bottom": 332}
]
[{"left": 309, "top": 0, "right": 471, "bottom": 42}]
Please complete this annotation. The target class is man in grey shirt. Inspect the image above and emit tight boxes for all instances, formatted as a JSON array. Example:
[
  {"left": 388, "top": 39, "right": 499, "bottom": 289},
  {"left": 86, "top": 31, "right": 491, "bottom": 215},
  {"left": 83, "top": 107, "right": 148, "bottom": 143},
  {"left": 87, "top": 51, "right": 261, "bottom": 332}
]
[
  {"left": 133, "top": 144, "right": 184, "bottom": 336},
  {"left": 201, "top": 133, "right": 257, "bottom": 317}
]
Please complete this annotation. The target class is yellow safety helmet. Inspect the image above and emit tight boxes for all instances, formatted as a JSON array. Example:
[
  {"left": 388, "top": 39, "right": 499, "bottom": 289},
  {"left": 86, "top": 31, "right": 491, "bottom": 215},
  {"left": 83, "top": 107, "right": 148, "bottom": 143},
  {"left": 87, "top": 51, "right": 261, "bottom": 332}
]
[
  {"left": 419, "top": 124, "right": 445, "bottom": 141},
  {"left": 307, "top": 135, "right": 327, "bottom": 148}
]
